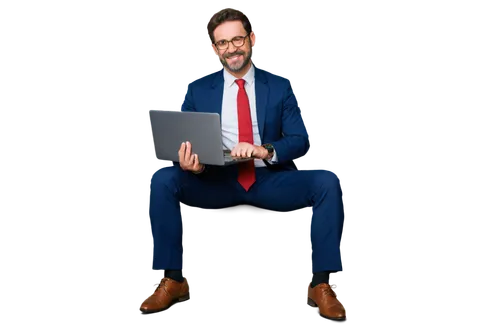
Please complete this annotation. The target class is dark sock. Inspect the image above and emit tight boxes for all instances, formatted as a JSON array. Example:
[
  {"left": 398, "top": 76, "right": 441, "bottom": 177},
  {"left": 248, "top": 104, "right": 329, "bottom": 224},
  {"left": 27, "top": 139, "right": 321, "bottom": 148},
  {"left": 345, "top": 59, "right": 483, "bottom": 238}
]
[
  {"left": 311, "top": 271, "right": 337, "bottom": 288},
  {"left": 164, "top": 269, "right": 183, "bottom": 283}
]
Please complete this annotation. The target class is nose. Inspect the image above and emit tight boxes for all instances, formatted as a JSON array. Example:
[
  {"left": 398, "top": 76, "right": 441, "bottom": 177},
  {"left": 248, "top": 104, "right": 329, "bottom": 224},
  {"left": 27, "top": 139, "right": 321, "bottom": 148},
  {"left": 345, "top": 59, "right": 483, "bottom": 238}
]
[{"left": 227, "top": 41, "right": 238, "bottom": 54}]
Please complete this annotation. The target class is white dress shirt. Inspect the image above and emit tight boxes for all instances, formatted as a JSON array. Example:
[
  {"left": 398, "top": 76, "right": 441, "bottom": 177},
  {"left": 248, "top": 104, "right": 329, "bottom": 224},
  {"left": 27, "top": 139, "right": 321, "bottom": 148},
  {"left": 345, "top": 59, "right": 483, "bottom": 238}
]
[{"left": 221, "top": 65, "right": 278, "bottom": 167}]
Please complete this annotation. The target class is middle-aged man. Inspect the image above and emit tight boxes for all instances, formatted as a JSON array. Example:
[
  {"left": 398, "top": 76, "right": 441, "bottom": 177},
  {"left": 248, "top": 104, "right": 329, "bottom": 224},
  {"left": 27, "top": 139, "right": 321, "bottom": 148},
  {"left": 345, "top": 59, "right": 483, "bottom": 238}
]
[{"left": 140, "top": 8, "right": 346, "bottom": 321}]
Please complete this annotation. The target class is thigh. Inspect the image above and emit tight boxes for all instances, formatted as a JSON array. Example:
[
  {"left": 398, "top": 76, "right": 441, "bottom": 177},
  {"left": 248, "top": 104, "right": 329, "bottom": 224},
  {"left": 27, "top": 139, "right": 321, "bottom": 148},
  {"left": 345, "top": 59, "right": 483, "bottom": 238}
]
[
  {"left": 149, "top": 164, "right": 241, "bottom": 210},
  {"left": 247, "top": 169, "right": 341, "bottom": 211}
]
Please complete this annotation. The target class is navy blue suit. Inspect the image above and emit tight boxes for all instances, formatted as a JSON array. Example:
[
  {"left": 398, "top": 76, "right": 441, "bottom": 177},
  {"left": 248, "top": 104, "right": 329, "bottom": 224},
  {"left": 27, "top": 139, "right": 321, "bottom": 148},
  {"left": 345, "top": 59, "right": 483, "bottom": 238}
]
[{"left": 149, "top": 66, "right": 344, "bottom": 273}]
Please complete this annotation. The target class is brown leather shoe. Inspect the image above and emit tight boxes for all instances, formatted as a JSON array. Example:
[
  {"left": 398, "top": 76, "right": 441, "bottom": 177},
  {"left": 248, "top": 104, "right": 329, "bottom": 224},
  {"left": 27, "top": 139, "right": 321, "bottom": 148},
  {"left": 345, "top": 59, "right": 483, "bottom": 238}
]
[
  {"left": 140, "top": 277, "right": 190, "bottom": 314},
  {"left": 307, "top": 283, "right": 346, "bottom": 321}
]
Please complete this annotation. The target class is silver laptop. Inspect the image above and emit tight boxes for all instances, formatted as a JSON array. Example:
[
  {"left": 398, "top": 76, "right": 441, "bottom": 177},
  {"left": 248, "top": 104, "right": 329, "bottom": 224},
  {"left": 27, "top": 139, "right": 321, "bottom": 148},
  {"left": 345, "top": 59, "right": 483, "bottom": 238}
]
[{"left": 150, "top": 110, "right": 254, "bottom": 166}]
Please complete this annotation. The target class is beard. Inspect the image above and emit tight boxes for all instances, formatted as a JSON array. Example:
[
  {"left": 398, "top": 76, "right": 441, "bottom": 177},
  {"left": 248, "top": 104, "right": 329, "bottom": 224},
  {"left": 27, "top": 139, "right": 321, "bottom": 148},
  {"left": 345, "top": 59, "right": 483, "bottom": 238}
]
[{"left": 219, "top": 47, "right": 252, "bottom": 73}]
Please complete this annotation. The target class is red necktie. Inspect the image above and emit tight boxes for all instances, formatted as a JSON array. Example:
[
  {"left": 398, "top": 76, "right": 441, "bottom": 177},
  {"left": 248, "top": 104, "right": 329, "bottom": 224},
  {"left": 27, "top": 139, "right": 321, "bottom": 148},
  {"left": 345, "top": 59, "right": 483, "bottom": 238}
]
[{"left": 235, "top": 79, "right": 256, "bottom": 191}]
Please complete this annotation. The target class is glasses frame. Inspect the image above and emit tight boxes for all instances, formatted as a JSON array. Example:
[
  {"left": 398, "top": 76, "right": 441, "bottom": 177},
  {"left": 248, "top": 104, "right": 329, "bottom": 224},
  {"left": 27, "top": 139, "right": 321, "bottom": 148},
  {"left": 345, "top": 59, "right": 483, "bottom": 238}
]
[{"left": 214, "top": 33, "right": 251, "bottom": 51}]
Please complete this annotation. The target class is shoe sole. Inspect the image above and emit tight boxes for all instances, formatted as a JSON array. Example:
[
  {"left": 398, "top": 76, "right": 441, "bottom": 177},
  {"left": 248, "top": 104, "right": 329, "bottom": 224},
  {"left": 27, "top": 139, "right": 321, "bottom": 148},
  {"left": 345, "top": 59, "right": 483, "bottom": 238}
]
[
  {"left": 137, "top": 291, "right": 191, "bottom": 316},
  {"left": 307, "top": 297, "right": 346, "bottom": 321}
]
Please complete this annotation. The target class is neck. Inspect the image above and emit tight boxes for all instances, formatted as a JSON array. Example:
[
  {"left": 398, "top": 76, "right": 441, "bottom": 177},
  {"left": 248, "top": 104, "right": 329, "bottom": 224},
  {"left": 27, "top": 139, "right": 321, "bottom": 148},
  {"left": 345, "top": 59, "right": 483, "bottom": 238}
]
[{"left": 225, "top": 61, "right": 252, "bottom": 79}]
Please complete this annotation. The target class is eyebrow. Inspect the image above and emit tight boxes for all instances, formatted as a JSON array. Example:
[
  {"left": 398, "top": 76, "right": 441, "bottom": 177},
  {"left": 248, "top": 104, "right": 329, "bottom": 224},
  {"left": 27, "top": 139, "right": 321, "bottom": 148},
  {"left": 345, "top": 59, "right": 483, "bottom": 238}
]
[{"left": 215, "top": 33, "right": 247, "bottom": 41}]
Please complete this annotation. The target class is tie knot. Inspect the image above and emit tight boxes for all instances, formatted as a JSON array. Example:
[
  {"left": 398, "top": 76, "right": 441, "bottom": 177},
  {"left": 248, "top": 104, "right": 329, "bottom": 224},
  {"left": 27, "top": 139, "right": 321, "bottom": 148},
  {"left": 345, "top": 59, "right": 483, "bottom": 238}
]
[{"left": 235, "top": 79, "right": 246, "bottom": 89}]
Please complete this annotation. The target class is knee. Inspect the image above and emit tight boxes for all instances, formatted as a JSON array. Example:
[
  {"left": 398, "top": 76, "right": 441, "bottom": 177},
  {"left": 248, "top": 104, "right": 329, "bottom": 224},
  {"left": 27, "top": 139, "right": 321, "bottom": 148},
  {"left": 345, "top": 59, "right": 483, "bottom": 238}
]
[
  {"left": 315, "top": 170, "right": 341, "bottom": 193},
  {"left": 151, "top": 167, "right": 181, "bottom": 189}
]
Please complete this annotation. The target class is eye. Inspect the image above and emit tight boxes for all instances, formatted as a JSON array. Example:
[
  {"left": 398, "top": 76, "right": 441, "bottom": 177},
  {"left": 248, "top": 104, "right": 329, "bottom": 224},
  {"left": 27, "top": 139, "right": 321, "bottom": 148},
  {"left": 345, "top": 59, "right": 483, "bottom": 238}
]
[
  {"left": 216, "top": 40, "right": 228, "bottom": 47},
  {"left": 232, "top": 36, "right": 243, "bottom": 43}
]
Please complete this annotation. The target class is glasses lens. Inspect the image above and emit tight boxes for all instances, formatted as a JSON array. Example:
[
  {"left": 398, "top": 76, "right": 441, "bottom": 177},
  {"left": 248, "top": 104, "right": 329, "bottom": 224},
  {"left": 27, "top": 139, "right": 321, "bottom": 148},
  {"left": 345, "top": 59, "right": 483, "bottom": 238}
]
[
  {"left": 216, "top": 40, "right": 228, "bottom": 49},
  {"left": 232, "top": 36, "right": 244, "bottom": 47}
]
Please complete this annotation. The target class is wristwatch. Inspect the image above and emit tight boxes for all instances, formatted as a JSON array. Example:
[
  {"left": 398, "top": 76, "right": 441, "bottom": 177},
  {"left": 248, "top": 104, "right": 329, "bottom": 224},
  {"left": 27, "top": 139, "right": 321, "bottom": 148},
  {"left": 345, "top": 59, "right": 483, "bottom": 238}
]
[{"left": 262, "top": 143, "right": 274, "bottom": 160}]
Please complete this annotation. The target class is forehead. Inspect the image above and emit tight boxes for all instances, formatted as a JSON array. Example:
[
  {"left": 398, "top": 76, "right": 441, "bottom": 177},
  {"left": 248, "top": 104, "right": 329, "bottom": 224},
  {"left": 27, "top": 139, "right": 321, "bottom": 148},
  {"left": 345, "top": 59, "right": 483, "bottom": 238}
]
[{"left": 213, "top": 21, "right": 246, "bottom": 41}]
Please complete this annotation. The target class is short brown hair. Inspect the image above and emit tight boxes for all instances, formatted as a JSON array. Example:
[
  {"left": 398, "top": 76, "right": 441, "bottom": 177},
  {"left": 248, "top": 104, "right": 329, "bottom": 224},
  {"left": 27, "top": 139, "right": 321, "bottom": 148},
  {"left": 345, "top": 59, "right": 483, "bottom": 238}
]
[{"left": 207, "top": 8, "right": 252, "bottom": 44}]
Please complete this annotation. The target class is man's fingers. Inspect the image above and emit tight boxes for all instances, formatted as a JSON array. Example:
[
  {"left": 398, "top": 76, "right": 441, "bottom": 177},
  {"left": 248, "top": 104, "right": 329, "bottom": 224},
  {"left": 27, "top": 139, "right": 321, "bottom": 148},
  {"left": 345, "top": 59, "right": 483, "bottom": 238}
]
[
  {"left": 178, "top": 142, "right": 186, "bottom": 163},
  {"left": 185, "top": 141, "right": 192, "bottom": 161},
  {"left": 242, "top": 147, "right": 252, "bottom": 157},
  {"left": 193, "top": 154, "right": 200, "bottom": 169},
  {"left": 230, "top": 143, "right": 256, "bottom": 158},
  {"left": 240, "top": 148, "right": 252, "bottom": 158}
]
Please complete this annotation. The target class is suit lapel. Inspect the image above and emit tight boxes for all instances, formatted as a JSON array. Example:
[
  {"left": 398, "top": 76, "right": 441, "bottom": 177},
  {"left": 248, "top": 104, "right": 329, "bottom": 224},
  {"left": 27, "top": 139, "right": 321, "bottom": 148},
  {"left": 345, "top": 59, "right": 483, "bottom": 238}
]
[{"left": 210, "top": 69, "right": 224, "bottom": 123}]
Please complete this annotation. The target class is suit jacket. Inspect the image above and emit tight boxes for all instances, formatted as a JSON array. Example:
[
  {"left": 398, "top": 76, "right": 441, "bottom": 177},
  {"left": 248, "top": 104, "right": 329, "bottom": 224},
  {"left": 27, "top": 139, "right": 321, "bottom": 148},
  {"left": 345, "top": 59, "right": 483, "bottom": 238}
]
[{"left": 179, "top": 65, "right": 309, "bottom": 172}]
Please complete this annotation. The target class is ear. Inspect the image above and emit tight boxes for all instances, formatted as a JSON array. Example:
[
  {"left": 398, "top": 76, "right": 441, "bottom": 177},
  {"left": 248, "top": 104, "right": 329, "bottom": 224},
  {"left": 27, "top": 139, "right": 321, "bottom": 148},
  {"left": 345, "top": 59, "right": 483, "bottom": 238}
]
[{"left": 250, "top": 32, "right": 256, "bottom": 47}]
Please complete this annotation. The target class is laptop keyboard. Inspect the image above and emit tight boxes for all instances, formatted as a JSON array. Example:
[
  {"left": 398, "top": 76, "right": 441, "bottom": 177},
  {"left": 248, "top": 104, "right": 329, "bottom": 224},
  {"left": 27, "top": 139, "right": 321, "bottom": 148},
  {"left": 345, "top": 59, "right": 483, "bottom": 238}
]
[
  {"left": 223, "top": 151, "right": 235, "bottom": 161},
  {"left": 223, "top": 150, "right": 251, "bottom": 162}
]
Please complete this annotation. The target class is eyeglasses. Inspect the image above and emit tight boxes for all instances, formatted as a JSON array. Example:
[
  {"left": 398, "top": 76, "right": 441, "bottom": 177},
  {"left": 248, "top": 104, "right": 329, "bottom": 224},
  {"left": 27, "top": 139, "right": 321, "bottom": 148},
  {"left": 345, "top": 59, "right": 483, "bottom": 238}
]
[{"left": 214, "top": 33, "right": 250, "bottom": 50}]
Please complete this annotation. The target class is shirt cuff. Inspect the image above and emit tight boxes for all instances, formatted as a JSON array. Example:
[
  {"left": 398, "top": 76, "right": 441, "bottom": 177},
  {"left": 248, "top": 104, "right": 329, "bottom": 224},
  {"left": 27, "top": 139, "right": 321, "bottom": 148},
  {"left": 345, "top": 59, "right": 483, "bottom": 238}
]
[{"left": 268, "top": 150, "right": 279, "bottom": 164}]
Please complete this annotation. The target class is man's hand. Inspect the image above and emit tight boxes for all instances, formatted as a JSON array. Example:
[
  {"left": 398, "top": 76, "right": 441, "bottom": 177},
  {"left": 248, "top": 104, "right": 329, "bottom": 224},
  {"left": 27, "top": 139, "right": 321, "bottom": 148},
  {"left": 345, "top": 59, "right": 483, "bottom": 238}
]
[
  {"left": 231, "top": 142, "right": 268, "bottom": 159},
  {"left": 178, "top": 141, "right": 205, "bottom": 173}
]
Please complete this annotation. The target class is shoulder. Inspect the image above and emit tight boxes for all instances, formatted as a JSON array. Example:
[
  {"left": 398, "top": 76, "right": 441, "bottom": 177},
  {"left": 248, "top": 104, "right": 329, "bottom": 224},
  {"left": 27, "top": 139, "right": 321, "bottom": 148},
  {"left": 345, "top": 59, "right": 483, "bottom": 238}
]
[
  {"left": 254, "top": 67, "right": 291, "bottom": 88},
  {"left": 187, "top": 69, "right": 223, "bottom": 89}
]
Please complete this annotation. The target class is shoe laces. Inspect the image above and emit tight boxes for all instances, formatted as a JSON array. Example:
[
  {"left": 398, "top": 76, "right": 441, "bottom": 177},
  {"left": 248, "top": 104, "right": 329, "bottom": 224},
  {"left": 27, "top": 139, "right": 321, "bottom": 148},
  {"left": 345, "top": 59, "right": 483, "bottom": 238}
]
[
  {"left": 323, "top": 284, "right": 337, "bottom": 297},
  {"left": 153, "top": 278, "right": 170, "bottom": 295}
]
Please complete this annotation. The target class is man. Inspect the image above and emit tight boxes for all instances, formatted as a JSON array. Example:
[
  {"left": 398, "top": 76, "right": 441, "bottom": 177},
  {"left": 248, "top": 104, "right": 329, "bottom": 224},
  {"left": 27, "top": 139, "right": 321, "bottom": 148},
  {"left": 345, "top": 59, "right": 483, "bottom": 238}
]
[{"left": 140, "top": 8, "right": 346, "bottom": 321}]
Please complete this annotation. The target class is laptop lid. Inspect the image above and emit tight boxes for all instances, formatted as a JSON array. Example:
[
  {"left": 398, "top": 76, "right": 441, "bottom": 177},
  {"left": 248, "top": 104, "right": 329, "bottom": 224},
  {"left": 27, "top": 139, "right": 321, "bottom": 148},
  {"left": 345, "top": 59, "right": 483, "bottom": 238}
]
[{"left": 150, "top": 110, "right": 228, "bottom": 165}]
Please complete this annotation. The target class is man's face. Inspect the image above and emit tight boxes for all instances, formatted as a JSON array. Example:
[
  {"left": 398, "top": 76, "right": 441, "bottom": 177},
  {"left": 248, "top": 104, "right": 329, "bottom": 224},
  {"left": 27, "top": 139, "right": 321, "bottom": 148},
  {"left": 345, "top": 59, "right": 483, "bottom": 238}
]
[{"left": 212, "top": 21, "right": 255, "bottom": 74}]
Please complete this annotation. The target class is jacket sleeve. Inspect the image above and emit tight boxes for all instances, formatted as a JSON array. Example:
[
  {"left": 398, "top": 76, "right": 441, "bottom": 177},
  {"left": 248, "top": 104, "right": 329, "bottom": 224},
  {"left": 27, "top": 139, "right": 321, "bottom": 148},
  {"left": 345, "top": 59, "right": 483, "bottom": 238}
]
[{"left": 265, "top": 82, "right": 311, "bottom": 164}]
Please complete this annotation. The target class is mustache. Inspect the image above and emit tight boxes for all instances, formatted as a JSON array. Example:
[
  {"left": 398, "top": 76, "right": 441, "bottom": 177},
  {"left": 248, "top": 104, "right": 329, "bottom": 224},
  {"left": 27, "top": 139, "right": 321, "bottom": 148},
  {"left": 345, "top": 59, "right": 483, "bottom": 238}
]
[{"left": 224, "top": 51, "right": 245, "bottom": 59}]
